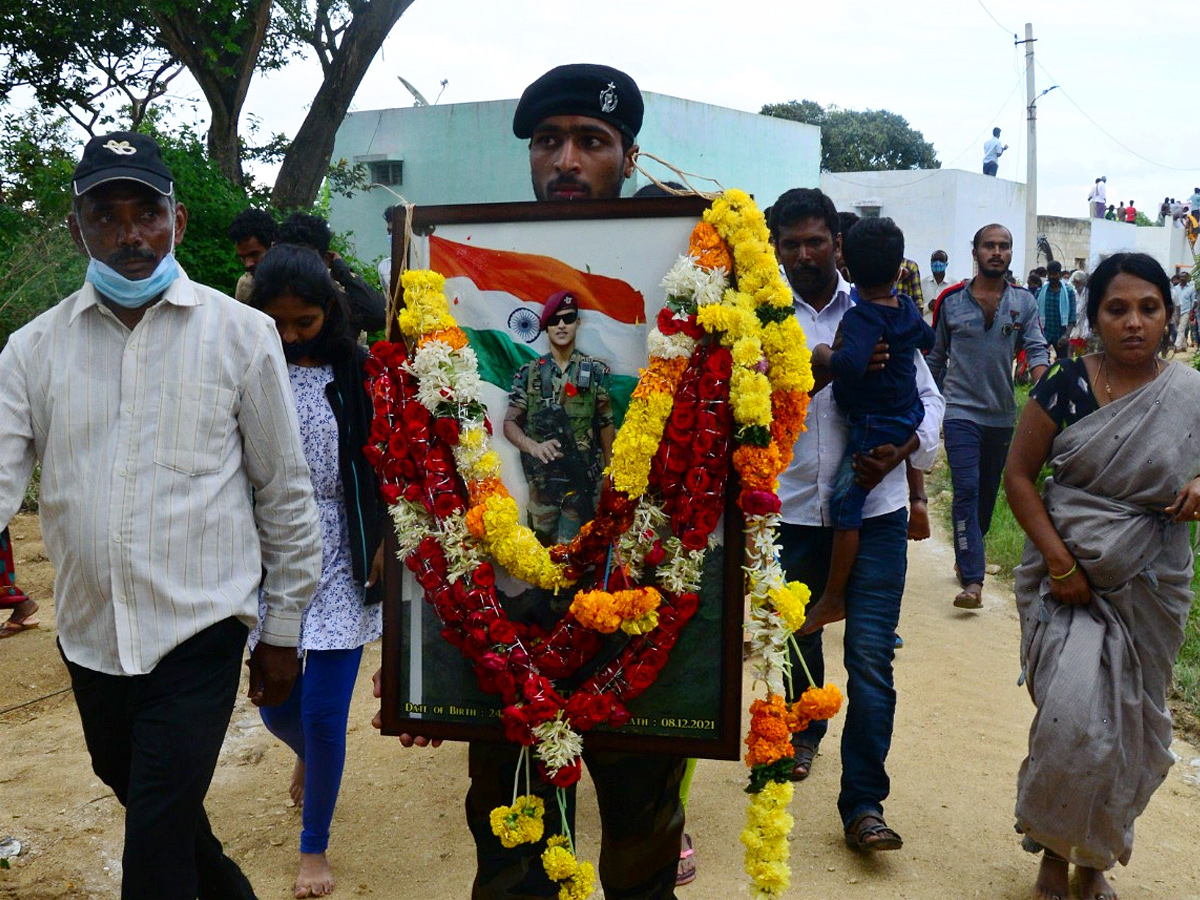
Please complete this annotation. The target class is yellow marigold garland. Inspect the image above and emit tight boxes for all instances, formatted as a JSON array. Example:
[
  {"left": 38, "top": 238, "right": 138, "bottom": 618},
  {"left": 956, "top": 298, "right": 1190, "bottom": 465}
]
[
  {"left": 607, "top": 356, "right": 688, "bottom": 496},
  {"left": 489, "top": 794, "right": 546, "bottom": 848},
  {"left": 741, "top": 781, "right": 794, "bottom": 900},
  {"left": 541, "top": 835, "right": 596, "bottom": 900}
]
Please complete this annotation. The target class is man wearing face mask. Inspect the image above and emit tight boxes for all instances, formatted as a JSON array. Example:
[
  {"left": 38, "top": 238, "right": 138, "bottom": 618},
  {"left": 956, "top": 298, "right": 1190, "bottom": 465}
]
[
  {"left": 0, "top": 132, "right": 321, "bottom": 900},
  {"left": 920, "top": 250, "right": 958, "bottom": 324}
]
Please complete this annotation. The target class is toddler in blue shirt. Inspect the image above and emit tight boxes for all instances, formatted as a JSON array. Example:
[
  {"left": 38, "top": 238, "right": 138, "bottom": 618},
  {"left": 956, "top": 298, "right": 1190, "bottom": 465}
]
[{"left": 802, "top": 217, "right": 935, "bottom": 634}]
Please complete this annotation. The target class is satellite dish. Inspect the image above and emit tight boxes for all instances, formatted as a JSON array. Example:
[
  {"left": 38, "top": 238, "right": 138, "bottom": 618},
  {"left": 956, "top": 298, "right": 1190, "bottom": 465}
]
[{"left": 397, "top": 75, "right": 430, "bottom": 107}]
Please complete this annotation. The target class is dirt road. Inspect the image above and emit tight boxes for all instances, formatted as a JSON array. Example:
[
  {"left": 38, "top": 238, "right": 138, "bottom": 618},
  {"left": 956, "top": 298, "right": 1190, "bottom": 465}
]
[{"left": 2, "top": 509, "right": 1199, "bottom": 899}]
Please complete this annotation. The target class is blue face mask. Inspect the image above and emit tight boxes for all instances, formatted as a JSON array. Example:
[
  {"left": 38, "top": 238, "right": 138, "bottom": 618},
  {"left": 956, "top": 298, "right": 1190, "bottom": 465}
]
[
  {"left": 930, "top": 261, "right": 948, "bottom": 275},
  {"left": 82, "top": 222, "right": 180, "bottom": 309},
  {"left": 86, "top": 254, "right": 179, "bottom": 308}
]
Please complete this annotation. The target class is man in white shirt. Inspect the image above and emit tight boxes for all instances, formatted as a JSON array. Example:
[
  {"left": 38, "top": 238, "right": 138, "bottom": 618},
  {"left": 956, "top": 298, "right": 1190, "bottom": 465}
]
[
  {"left": 1087, "top": 177, "right": 1106, "bottom": 218},
  {"left": 768, "top": 188, "right": 944, "bottom": 852},
  {"left": 0, "top": 132, "right": 321, "bottom": 900},
  {"left": 982, "top": 127, "right": 1008, "bottom": 176},
  {"left": 920, "top": 249, "right": 957, "bottom": 322}
]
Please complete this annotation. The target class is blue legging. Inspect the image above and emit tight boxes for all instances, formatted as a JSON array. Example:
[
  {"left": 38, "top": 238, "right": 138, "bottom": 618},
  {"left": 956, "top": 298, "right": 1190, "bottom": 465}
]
[{"left": 259, "top": 646, "right": 363, "bottom": 854}]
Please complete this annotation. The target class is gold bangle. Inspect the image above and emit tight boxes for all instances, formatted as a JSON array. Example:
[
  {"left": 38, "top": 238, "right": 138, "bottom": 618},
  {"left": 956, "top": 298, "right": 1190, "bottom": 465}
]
[{"left": 1049, "top": 561, "right": 1078, "bottom": 581}]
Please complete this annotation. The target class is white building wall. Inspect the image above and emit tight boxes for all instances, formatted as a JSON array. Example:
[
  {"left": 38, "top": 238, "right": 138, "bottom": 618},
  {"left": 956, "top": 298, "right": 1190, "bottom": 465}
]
[
  {"left": 819, "top": 169, "right": 1028, "bottom": 283},
  {"left": 329, "top": 93, "right": 820, "bottom": 268},
  {"left": 1088, "top": 219, "right": 1195, "bottom": 273}
]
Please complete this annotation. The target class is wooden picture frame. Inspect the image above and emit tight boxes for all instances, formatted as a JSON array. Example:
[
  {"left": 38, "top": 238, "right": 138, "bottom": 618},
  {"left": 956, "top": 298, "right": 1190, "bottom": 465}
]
[{"left": 378, "top": 197, "right": 745, "bottom": 759}]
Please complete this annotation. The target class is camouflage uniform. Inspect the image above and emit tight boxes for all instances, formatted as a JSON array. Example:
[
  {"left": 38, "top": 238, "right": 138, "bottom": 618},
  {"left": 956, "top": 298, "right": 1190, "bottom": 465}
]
[{"left": 506, "top": 350, "right": 612, "bottom": 545}]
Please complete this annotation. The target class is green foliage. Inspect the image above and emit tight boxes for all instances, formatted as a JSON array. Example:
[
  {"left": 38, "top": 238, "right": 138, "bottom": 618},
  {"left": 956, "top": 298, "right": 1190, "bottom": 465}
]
[
  {"left": 144, "top": 121, "right": 264, "bottom": 296},
  {"left": 0, "top": 223, "right": 87, "bottom": 351},
  {"left": 0, "top": 111, "right": 87, "bottom": 349},
  {"left": 21, "top": 465, "right": 41, "bottom": 513},
  {"left": 1134, "top": 211, "right": 1155, "bottom": 227},
  {"left": 1174, "top": 561, "right": 1200, "bottom": 721},
  {"left": 327, "top": 158, "right": 370, "bottom": 200},
  {"left": 0, "top": 0, "right": 175, "bottom": 134},
  {"left": 761, "top": 100, "right": 940, "bottom": 172}
]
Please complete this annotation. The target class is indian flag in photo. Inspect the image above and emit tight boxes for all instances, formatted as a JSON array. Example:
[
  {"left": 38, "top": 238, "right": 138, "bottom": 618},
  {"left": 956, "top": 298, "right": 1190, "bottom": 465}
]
[{"left": 430, "top": 235, "right": 647, "bottom": 426}]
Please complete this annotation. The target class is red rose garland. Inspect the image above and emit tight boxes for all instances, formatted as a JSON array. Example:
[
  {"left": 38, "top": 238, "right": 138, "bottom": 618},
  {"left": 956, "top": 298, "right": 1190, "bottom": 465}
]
[{"left": 366, "top": 336, "right": 728, "bottom": 774}]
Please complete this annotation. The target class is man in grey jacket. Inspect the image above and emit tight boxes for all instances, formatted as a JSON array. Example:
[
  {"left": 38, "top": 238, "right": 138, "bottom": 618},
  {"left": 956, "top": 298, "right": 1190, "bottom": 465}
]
[{"left": 927, "top": 224, "right": 1049, "bottom": 610}]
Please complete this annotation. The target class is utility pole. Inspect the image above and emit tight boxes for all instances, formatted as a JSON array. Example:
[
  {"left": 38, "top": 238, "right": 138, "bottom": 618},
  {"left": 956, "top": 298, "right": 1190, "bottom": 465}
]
[{"left": 1022, "top": 22, "right": 1038, "bottom": 280}]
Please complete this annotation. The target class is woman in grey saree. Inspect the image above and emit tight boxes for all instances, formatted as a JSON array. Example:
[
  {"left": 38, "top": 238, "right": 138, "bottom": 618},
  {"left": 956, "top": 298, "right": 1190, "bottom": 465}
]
[{"left": 1004, "top": 253, "right": 1199, "bottom": 900}]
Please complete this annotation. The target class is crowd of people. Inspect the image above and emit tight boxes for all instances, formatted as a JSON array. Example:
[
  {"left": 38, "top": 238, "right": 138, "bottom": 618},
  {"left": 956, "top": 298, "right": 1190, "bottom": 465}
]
[
  {"left": 1, "top": 61, "right": 1198, "bottom": 900},
  {"left": 1089, "top": 177, "right": 1200, "bottom": 242}
]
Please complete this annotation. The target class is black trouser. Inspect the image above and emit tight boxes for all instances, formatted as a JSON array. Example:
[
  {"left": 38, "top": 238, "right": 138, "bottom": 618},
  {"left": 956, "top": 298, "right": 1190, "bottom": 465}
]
[
  {"left": 466, "top": 740, "right": 685, "bottom": 900},
  {"left": 63, "top": 617, "right": 257, "bottom": 900}
]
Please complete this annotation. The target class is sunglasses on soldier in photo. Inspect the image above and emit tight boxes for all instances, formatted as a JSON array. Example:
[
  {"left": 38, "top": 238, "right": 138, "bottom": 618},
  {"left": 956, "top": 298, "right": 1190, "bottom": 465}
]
[{"left": 548, "top": 311, "right": 578, "bottom": 326}]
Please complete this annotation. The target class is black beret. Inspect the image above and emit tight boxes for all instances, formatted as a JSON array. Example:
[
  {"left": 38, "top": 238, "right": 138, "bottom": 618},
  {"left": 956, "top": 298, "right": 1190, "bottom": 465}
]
[{"left": 513, "top": 64, "right": 643, "bottom": 142}]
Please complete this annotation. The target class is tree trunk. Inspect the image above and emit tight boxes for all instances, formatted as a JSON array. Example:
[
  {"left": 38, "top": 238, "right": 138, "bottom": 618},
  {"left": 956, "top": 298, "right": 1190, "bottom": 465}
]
[
  {"left": 149, "top": 0, "right": 273, "bottom": 186},
  {"left": 270, "top": 0, "right": 415, "bottom": 210}
]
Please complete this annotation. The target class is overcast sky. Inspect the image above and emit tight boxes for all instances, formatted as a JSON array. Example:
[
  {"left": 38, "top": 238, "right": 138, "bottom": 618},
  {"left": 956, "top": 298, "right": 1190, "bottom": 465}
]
[{"left": 214, "top": 0, "right": 1197, "bottom": 219}]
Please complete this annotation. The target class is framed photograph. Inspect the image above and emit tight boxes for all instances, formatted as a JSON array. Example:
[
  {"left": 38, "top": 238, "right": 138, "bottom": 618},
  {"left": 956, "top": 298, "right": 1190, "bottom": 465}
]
[{"left": 378, "top": 196, "right": 745, "bottom": 759}]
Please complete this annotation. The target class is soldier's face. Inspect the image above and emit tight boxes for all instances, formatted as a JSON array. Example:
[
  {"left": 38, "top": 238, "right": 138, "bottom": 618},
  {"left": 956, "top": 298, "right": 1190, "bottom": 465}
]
[
  {"left": 545, "top": 309, "right": 579, "bottom": 351},
  {"left": 529, "top": 116, "right": 635, "bottom": 202}
]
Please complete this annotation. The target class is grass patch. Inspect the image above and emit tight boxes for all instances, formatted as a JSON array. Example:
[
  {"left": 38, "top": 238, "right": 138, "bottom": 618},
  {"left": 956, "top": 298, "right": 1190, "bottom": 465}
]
[
  {"left": 1175, "top": 590, "right": 1200, "bottom": 731},
  {"left": 930, "top": 384, "right": 1200, "bottom": 724}
]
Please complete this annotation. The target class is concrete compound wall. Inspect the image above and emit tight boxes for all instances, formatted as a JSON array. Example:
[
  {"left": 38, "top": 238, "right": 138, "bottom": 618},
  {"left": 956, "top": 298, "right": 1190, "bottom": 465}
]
[
  {"left": 329, "top": 93, "right": 820, "bottom": 268},
  {"left": 1037, "top": 215, "right": 1091, "bottom": 271},
  {"left": 1088, "top": 218, "right": 1195, "bottom": 274},
  {"left": 819, "top": 169, "right": 1028, "bottom": 284}
]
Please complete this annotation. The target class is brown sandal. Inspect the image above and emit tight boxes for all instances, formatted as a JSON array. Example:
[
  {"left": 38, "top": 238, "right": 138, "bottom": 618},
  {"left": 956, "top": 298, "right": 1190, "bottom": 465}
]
[
  {"left": 953, "top": 583, "right": 982, "bottom": 609},
  {"left": 789, "top": 743, "right": 816, "bottom": 781},
  {"left": 844, "top": 813, "right": 903, "bottom": 852}
]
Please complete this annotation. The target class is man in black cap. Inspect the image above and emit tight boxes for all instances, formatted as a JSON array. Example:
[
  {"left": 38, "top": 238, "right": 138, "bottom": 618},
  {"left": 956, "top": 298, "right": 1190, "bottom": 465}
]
[
  {"left": 481, "top": 65, "right": 685, "bottom": 900},
  {"left": 380, "top": 65, "right": 687, "bottom": 900},
  {"left": 0, "top": 131, "right": 320, "bottom": 899},
  {"left": 513, "top": 63, "right": 643, "bottom": 202}
]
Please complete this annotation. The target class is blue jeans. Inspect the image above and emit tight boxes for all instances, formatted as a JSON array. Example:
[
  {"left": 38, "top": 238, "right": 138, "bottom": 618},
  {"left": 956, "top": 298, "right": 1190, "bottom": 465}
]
[
  {"left": 780, "top": 509, "right": 908, "bottom": 827},
  {"left": 259, "top": 646, "right": 364, "bottom": 854},
  {"left": 943, "top": 419, "right": 1013, "bottom": 586},
  {"left": 830, "top": 407, "right": 923, "bottom": 530}
]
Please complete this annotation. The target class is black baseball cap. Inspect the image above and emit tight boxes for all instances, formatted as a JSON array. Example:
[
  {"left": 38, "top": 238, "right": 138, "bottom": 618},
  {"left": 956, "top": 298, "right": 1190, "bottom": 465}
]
[
  {"left": 513, "top": 64, "right": 643, "bottom": 143},
  {"left": 72, "top": 131, "right": 174, "bottom": 197}
]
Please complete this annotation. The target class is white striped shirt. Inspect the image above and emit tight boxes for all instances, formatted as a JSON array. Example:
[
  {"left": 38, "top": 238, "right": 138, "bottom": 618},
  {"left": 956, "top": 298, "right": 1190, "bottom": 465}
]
[{"left": 0, "top": 269, "right": 321, "bottom": 675}]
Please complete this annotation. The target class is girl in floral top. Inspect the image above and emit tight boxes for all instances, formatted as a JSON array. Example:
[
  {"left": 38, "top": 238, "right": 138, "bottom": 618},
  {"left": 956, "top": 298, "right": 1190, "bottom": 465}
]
[{"left": 248, "top": 244, "right": 385, "bottom": 898}]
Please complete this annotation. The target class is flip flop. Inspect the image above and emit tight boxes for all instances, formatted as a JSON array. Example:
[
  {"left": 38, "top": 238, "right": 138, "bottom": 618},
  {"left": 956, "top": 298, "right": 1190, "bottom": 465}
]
[
  {"left": 676, "top": 832, "right": 696, "bottom": 886},
  {"left": 0, "top": 617, "right": 40, "bottom": 638}
]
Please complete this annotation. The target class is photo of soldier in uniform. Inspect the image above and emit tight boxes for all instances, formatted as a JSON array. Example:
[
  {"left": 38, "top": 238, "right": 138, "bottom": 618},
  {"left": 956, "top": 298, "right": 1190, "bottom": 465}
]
[{"left": 504, "top": 290, "right": 615, "bottom": 546}]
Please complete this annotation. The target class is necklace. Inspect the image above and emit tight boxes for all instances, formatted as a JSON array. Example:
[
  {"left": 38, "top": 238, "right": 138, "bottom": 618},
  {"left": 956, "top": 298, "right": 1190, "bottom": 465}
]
[{"left": 1099, "top": 352, "right": 1160, "bottom": 403}]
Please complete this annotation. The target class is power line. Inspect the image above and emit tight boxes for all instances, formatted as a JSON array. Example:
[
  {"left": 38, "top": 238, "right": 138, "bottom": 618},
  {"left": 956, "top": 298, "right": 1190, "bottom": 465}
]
[
  {"left": 975, "top": 0, "right": 1019, "bottom": 39},
  {"left": 825, "top": 72, "right": 1025, "bottom": 190},
  {"left": 1035, "top": 59, "right": 1199, "bottom": 173}
]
